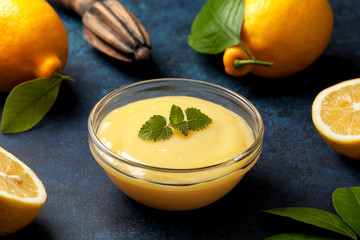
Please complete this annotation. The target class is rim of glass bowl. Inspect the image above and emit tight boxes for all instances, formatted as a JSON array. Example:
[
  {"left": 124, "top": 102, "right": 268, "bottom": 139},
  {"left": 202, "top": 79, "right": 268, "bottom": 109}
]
[{"left": 88, "top": 78, "right": 264, "bottom": 173}]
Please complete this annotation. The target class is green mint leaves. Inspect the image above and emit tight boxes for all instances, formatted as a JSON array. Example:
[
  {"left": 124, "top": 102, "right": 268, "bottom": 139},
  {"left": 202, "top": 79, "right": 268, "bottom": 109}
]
[
  {"left": 1, "top": 73, "right": 74, "bottom": 133},
  {"left": 263, "top": 186, "right": 360, "bottom": 240},
  {"left": 138, "top": 104, "right": 212, "bottom": 142},
  {"left": 188, "top": 0, "right": 245, "bottom": 54}
]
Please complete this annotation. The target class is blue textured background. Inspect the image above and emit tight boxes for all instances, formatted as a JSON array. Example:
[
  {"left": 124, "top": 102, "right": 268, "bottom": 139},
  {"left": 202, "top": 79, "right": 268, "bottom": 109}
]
[{"left": 1, "top": 0, "right": 360, "bottom": 239}]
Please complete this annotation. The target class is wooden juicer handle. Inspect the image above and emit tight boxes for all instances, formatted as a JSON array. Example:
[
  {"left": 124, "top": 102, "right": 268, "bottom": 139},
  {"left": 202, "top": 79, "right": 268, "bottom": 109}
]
[{"left": 48, "top": 0, "right": 152, "bottom": 63}]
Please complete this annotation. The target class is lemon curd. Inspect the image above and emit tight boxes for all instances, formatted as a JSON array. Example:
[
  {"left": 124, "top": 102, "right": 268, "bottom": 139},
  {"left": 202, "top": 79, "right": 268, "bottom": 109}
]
[{"left": 93, "top": 96, "right": 258, "bottom": 210}]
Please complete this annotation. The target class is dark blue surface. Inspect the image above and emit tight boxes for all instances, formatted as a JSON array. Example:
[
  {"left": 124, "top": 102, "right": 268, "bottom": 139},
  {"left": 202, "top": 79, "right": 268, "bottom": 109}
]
[{"left": 1, "top": 0, "right": 360, "bottom": 239}]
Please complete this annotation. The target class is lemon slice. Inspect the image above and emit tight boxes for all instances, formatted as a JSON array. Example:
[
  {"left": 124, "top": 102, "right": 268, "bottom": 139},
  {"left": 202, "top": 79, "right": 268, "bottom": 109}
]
[
  {"left": 0, "top": 146, "right": 47, "bottom": 236},
  {"left": 312, "top": 78, "right": 360, "bottom": 159}
]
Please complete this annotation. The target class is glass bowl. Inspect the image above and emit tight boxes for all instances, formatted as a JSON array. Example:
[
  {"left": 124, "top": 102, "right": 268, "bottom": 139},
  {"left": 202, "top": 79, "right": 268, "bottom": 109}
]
[{"left": 88, "top": 78, "right": 264, "bottom": 211}]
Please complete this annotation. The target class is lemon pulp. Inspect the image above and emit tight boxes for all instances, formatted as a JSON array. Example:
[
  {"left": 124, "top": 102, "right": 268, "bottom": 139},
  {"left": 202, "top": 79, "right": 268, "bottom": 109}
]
[
  {"left": 320, "top": 84, "right": 360, "bottom": 135},
  {"left": 0, "top": 147, "right": 46, "bottom": 236},
  {"left": 312, "top": 78, "right": 360, "bottom": 159}
]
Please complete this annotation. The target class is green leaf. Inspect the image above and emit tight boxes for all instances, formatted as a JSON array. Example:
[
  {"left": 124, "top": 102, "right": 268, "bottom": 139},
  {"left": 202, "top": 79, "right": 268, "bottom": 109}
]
[
  {"left": 138, "top": 115, "right": 173, "bottom": 142},
  {"left": 265, "top": 232, "right": 342, "bottom": 240},
  {"left": 1, "top": 76, "right": 65, "bottom": 133},
  {"left": 185, "top": 107, "right": 212, "bottom": 131},
  {"left": 169, "top": 104, "right": 185, "bottom": 126},
  {"left": 173, "top": 121, "right": 190, "bottom": 136},
  {"left": 333, "top": 187, "right": 360, "bottom": 237},
  {"left": 188, "top": 0, "right": 244, "bottom": 54},
  {"left": 262, "top": 207, "right": 357, "bottom": 240},
  {"left": 170, "top": 105, "right": 189, "bottom": 136}
]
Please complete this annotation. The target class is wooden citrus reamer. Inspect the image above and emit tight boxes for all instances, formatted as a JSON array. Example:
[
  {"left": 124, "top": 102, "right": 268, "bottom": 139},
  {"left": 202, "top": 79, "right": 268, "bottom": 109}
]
[{"left": 48, "top": 0, "right": 152, "bottom": 63}]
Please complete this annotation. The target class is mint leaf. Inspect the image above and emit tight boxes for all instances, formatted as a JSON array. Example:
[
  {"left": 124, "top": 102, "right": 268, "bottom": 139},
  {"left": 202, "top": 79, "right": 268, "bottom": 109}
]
[
  {"left": 185, "top": 107, "right": 212, "bottom": 131},
  {"left": 170, "top": 105, "right": 189, "bottom": 136},
  {"left": 170, "top": 105, "right": 185, "bottom": 125},
  {"left": 333, "top": 187, "right": 360, "bottom": 237},
  {"left": 262, "top": 207, "right": 357, "bottom": 240},
  {"left": 138, "top": 115, "right": 173, "bottom": 141},
  {"left": 1, "top": 74, "right": 71, "bottom": 133},
  {"left": 173, "top": 121, "right": 190, "bottom": 136},
  {"left": 188, "top": 0, "right": 244, "bottom": 54}
]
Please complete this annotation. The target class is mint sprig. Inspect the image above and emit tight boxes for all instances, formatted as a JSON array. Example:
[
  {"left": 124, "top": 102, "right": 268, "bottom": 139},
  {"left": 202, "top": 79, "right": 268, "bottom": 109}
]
[{"left": 138, "top": 104, "right": 212, "bottom": 141}]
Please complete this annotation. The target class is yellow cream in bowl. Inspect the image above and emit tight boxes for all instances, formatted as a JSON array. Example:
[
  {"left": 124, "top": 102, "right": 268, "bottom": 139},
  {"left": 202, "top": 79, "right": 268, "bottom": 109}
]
[{"left": 93, "top": 96, "right": 258, "bottom": 210}]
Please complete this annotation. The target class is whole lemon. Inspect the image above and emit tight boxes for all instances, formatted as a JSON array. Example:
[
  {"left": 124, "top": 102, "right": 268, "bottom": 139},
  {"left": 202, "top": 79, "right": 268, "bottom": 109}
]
[
  {"left": 0, "top": 0, "right": 68, "bottom": 92},
  {"left": 223, "top": 0, "right": 334, "bottom": 78}
]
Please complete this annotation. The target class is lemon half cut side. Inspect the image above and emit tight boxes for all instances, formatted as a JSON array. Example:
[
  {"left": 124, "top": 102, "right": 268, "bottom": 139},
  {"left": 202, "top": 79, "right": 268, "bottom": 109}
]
[
  {"left": 312, "top": 78, "right": 360, "bottom": 159},
  {"left": 0, "top": 146, "right": 47, "bottom": 236}
]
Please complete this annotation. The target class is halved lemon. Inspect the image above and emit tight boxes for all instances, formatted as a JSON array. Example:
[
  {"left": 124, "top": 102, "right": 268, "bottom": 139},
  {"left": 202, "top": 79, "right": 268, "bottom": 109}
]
[
  {"left": 312, "top": 78, "right": 360, "bottom": 159},
  {"left": 0, "top": 146, "right": 47, "bottom": 236}
]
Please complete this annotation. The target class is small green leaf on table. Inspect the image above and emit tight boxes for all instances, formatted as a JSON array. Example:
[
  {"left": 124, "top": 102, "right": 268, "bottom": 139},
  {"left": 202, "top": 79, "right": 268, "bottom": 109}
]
[{"left": 1, "top": 74, "right": 73, "bottom": 133}]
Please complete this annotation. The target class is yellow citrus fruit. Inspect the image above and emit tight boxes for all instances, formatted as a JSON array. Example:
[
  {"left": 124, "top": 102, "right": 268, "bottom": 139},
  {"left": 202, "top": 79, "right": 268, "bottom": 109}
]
[
  {"left": 0, "top": 0, "right": 68, "bottom": 92},
  {"left": 312, "top": 78, "right": 360, "bottom": 159},
  {"left": 0, "top": 146, "right": 47, "bottom": 236},
  {"left": 223, "top": 0, "right": 333, "bottom": 78}
]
